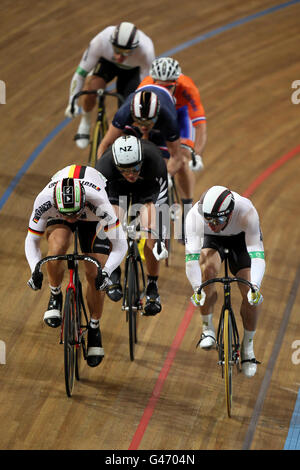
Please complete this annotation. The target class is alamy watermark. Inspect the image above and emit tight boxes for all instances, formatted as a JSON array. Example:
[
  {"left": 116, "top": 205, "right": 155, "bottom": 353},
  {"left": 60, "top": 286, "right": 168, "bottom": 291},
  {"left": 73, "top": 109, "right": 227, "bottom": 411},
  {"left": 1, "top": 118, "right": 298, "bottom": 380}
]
[
  {"left": 291, "top": 340, "right": 300, "bottom": 365},
  {"left": 0, "top": 340, "right": 6, "bottom": 364},
  {"left": 291, "top": 80, "right": 300, "bottom": 104},
  {"left": 0, "top": 80, "right": 6, "bottom": 104}
]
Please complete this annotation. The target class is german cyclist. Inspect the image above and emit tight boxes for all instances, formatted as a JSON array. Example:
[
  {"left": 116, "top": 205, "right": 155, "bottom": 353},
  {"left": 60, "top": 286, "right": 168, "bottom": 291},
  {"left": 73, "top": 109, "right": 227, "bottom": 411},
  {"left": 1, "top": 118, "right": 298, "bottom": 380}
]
[
  {"left": 25, "top": 165, "right": 127, "bottom": 367},
  {"left": 185, "top": 186, "right": 265, "bottom": 377},
  {"left": 139, "top": 57, "right": 207, "bottom": 240},
  {"left": 65, "top": 22, "right": 155, "bottom": 149},
  {"left": 96, "top": 135, "right": 168, "bottom": 316}
]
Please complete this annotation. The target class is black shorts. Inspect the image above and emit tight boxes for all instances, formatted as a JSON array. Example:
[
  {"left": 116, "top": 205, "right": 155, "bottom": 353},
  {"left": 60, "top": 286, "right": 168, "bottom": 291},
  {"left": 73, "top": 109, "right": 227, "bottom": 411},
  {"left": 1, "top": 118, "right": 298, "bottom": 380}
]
[
  {"left": 202, "top": 232, "right": 251, "bottom": 275},
  {"left": 93, "top": 58, "right": 140, "bottom": 103},
  {"left": 46, "top": 219, "right": 110, "bottom": 255}
]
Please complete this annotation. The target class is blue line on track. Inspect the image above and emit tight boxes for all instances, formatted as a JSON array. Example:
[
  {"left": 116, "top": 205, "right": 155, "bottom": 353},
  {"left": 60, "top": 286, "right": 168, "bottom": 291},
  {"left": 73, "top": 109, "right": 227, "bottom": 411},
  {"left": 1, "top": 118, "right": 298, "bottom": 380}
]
[{"left": 284, "top": 389, "right": 300, "bottom": 449}]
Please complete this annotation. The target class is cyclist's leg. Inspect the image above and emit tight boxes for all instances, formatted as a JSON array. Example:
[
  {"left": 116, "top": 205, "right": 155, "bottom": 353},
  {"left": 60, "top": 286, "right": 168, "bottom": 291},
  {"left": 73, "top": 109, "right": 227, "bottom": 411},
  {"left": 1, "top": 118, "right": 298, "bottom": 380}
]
[
  {"left": 140, "top": 202, "right": 162, "bottom": 316},
  {"left": 106, "top": 204, "right": 125, "bottom": 301},
  {"left": 230, "top": 237, "right": 260, "bottom": 376},
  {"left": 116, "top": 67, "right": 140, "bottom": 106},
  {"left": 236, "top": 266, "right": 261, "bottom": 377},
  {"left": 197, "top": 247, "right": 222, "bottom": 349},
  {"left": 75, "top": 58, "right": 116, "bottom": 149},
  {"left": 77, "top": 221, "right": 111, "bottom": 366},
  {"left": 44, "top": 222, "right": 73, "bottom": 327}
]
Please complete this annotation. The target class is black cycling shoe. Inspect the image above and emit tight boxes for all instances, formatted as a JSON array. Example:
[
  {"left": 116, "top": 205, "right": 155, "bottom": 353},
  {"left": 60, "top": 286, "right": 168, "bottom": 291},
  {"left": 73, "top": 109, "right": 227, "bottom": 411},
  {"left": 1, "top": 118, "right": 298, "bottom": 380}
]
[
  {"left": 43, "top": 292, "right": 63, "bottom": 328},
  {"left": 87, "top": 324, "right": 104, "bottom": 367},
  {"left": 143, "top": 282, "right": 162, "bottom": 316},
  {"left": 107, "top": 267, "right": 123, "bottom": 302}
]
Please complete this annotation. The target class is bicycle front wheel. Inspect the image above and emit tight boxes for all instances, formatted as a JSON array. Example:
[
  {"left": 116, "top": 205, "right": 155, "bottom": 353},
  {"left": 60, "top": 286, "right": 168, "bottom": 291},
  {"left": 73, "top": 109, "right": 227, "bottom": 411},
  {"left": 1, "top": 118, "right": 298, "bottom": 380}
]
[
  {"left": 63, "top": 289, "right": 76, "bottom": 397},
  {"left": 127, "top": 259, "right": 138, "bottom": 361},
  {"left": 89, "top": 117, "right": 107, "bottom": 168},
  {"left": 223, "top": 308, "right": 233, "bottom": 417}
]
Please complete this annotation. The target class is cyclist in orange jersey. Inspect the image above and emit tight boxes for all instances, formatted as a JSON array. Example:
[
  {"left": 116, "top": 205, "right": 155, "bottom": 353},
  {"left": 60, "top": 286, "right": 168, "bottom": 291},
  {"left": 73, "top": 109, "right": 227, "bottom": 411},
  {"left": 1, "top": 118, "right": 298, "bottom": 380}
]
[{"left": 139, "top": 57, "right": 207, "bottom": 242}]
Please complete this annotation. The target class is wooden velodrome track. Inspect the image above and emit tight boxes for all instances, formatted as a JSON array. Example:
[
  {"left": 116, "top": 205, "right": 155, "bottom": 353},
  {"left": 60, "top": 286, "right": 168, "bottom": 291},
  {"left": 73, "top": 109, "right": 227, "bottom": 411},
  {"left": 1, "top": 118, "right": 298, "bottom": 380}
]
[{"left": 1, "top": 0, "right": 300, "bottom": 451}]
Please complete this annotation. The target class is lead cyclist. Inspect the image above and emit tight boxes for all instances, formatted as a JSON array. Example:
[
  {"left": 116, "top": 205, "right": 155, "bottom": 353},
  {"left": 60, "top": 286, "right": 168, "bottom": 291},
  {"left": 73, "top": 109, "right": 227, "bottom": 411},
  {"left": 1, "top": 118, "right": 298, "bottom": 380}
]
[{"left": 185, "top": 185, "right": 265, "bottom": 378}]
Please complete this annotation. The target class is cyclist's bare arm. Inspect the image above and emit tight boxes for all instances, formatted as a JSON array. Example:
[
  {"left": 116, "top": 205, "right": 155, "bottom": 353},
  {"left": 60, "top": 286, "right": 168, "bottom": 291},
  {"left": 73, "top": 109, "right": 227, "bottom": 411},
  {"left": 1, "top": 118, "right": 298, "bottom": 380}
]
[
  {"left": 166, "top": 139, "right": 184, "bottom": 176},
  {"left": 97, "top": 124, "right": 124, "bottom": 159},
  {"left": 194, "top": 121, "right": 207, "bottom": 156}
]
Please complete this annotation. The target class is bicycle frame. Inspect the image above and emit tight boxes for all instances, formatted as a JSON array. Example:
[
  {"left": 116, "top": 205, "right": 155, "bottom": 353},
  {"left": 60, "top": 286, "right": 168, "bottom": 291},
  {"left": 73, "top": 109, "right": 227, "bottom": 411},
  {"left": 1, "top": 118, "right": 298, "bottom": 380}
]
[
  {"left": 33, "top": 226, "right": 102, "bottom": 395},
  {"left": 71, "top": 89, "right": 124, "bottom": 167},
  {"left": 197, "top": 248, "right": 256, "bottom": 417}
]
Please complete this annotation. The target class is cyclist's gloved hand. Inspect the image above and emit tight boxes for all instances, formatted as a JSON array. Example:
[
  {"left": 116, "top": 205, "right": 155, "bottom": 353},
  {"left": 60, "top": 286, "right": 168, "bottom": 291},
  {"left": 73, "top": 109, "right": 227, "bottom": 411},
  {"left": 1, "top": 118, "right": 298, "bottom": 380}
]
[
  {"left": 27, "top": 270, "right": 43, "bottom": 290},
  {"left": 152, "top": 241, "right": 168, "bottom": 261},
  {"left": 191, "top": 288, "right": 206, "bottom": 307},
  {"left": 189, "top": 154, "right": 204, "bottom": 172},
  {"left": 95, "top": 271, "right": 112, "bottom": 291},
  {"left": 247, "top": 285, "right": 263, "bottom": 305},
  {"left": 65, "top": 102, "right": 80, "bottom": 118}
]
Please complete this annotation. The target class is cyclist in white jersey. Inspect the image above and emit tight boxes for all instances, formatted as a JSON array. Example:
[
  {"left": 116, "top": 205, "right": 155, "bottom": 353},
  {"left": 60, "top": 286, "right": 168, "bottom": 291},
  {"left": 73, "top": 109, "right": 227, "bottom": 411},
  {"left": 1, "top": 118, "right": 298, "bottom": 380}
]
[
  {"left": 25, "top": 165, "right": 127, "bottom": 367},
  {"left": 64, "top": 22, "right": 155, "bottom": 149},
  {"left": 185, "top": 186, "right": 265, "bottom": 377}
]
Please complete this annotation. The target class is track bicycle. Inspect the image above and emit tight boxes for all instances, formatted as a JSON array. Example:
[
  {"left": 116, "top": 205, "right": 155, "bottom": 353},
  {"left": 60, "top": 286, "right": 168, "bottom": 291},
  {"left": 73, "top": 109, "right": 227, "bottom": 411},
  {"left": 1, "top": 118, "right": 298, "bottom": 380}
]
[
  {"left": 197, "top": 248, "right": 256, "bottom": 417},
  {"left": 122, "top": 211, "right": 163, "bottom": 361},
  {"left": 71, "top": 88, "right": 124, "bottom": 168},
  {"left": 33, "top": 226, "right": 103, "bottom": 397}
]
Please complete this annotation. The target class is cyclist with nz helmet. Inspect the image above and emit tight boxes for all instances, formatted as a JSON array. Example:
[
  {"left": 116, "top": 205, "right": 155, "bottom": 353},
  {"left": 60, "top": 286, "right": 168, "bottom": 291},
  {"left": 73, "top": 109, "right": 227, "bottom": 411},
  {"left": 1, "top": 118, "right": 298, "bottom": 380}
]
[
  {"left": 96, "top": 135, "right": 168, "bottom": 316},
  {"left": 185, "top": 186, "right": 265, "bottom": 377},
  {"left": 97, "top": 88, "right": 184, "bottom": 178},
  {"left": 139, "top": 57, "right": 207, "bottom": 240},
  {"left": 25, "top": 165, "right": 127, "bottom": 367},
  {"left": 65, "top": 22, "right": 155, "bottom": 150}
]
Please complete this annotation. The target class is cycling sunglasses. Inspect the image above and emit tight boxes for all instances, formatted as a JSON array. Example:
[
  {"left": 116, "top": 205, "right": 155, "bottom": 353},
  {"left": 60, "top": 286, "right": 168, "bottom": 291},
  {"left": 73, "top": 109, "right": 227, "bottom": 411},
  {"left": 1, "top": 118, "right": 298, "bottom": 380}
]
[
  {"left": 133, "top": 116, "right": 158, "bottom": 127},
  {"left": 204, "top": 215, "right": 228, "bottom": 225},
  {"left": 113, "top": 46, "right": 133, "bottom": 56},
  {"left": 117, "top": 163, "right": 142, "bottom": 174}
]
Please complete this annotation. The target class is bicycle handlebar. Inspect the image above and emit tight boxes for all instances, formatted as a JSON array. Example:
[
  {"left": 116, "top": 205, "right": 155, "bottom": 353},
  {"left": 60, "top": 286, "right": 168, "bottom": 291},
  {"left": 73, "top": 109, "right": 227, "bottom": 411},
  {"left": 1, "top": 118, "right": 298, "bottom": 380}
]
[
  {"left": 181, "top": 143, "right": 196, "bottom": 166},
  {"left": 71, "top": 89, "right": 125, "bottom": 115},
  {"left": 33, "top": 254, "right": 103, "bottom": 289},
  {"left": 197, "top": 276, "right": 256, "bottom": 295},
  {"left": 124, "top": 223, "right": 162, "bottom": 255}
]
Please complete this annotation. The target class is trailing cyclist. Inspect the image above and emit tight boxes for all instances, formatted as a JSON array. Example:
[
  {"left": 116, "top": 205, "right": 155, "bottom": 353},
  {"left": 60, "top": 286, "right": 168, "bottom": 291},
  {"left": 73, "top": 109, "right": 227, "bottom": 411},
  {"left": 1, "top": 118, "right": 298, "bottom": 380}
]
[
  {"left": 139, "top": 57, "right": 207, "bottom": 242},
  {"left": 65, "top": 22, "right": 155, "bottom": 149},
  {"left": 25, "top": 165, "right": 127, "bottom": 367},
  {"left": 97, "top": 88, "right": 183, "bottom": 175},
  {"left": 96, "top": 135, "right": 168, "bottom": 316},
  {"left": 185, "top": 186, "right": 265, "bottom": 377}
]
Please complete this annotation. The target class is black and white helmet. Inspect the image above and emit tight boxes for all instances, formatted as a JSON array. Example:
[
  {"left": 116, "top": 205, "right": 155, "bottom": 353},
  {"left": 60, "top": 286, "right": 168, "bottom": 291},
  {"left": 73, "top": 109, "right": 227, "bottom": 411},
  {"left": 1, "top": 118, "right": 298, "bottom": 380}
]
[
  {"left": 202, "top": 186, "right": 235, "bottom": 218},
  {"left": 112, "top": 135, "right": 143, "bottom": 168},
  {"left": 150, "top": 57, "right": 182, "bottom": 81},
  {"left": 110, "top": 22, "right": 139, "bottom": 50},
  {"left": 131, "top": 90, "right": 160, "bottom": 122}
]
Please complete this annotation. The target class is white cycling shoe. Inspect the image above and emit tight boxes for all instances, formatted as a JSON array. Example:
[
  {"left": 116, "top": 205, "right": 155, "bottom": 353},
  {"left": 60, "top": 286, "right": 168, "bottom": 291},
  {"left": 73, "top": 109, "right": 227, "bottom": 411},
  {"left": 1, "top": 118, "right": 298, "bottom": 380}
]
[
  {"left": 197, "top": 328, "right": 216, "bottom": 350},
  {"left": 74, "top": 117, "right": 90, "bottom": 149},
  {"left": 241, "top": 348, "right": 260, "bottom": 377}
]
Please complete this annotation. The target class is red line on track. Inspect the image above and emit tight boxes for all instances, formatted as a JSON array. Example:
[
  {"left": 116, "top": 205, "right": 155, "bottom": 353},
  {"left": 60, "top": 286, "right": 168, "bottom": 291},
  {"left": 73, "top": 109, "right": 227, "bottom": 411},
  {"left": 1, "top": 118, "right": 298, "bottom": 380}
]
[{"left": 128, "top": 145, "right": 300, "bottom": 450}]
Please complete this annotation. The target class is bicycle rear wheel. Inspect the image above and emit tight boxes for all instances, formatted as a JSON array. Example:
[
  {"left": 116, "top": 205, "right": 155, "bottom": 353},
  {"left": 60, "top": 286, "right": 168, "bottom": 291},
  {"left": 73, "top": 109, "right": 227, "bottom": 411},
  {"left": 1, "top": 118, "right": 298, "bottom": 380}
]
[
  {"left": 127, "top": 259, "right": 138, "bottom": 361},
  {"left": 63, "top": 289, "right": 76, "bottom": 397},
  {"left": 223, "top": 308, "right": 233, "bottom": 417}
]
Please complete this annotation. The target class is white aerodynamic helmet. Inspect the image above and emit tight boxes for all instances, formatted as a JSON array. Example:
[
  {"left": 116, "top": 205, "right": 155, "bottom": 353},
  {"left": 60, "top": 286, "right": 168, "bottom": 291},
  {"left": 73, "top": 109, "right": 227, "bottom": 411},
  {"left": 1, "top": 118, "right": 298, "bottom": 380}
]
[
  {"left": 110, "top": 22, "right": 139, "bottom": 50},
  {"left": 202, "top": 186, "right": 235, "bottom": 218},
  {"left": 112, "top": 135, "right": 143, "bottom": 168},
  {"left": 150, "top": 57, "right": 182, "bottom": 81}
]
